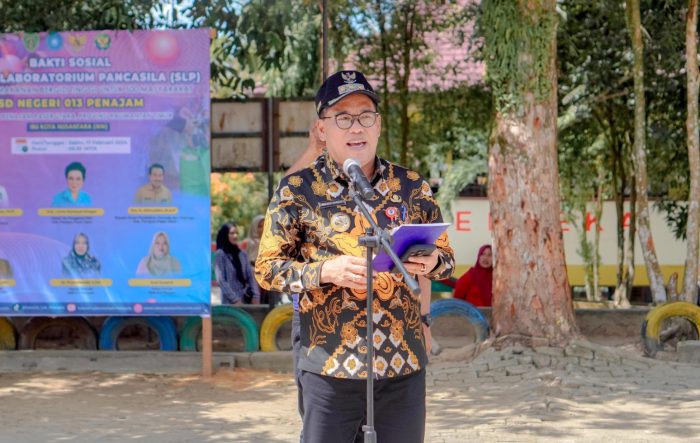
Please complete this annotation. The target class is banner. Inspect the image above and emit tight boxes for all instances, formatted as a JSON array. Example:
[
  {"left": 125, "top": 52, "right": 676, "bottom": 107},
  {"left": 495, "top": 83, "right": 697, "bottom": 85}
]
[{"left": 0, "top": 29, "right": 211, "bottom": 316}]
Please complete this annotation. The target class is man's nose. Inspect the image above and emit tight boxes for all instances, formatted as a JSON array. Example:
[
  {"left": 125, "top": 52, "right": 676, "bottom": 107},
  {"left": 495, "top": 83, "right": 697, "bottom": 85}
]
[{"left": 349, "top": 118, "right": 364, "bottom": 131}]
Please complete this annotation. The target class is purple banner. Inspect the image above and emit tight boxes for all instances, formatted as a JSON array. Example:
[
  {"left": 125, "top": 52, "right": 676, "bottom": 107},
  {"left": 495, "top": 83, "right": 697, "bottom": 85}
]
[{"left": 0, "top": 29, "right": 211, "bottom": 316}]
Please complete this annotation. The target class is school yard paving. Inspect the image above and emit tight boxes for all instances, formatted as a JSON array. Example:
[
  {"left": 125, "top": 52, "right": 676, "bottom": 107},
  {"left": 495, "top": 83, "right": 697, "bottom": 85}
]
[{"left": 0, "top": 338, "right": 699, "bottom": 442}]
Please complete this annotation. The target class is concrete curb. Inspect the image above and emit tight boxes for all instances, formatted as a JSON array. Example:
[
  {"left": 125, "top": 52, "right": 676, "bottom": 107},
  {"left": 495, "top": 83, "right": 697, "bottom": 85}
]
[
  {"left": 0, "top": 350, "right": 293, "bottom": 374},
  {"left": 0, "top": 351, "right": 236, "bottom": 374}
]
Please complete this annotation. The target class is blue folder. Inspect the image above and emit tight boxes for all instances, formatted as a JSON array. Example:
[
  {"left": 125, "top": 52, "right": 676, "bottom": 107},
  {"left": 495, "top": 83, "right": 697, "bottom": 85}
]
[{"left": 372, "top": 223, "right": 450, "bottom": 272}]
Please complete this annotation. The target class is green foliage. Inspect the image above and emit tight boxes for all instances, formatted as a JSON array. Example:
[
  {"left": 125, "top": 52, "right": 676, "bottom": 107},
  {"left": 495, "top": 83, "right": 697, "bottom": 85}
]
[
  {"left": 556, "top": 0, "right": 692, "bottom": 243},
  {"left": 477, "top": 0, "right": 558, "bottom": 111},
  {"left": 210, "top": 172, "right": 269, "bottom": 241},
  {"left": 182, "top": 0, "right": 321, "bottom": 98},
  {"left": 434, "top": 129, "right": 489, "bottom": 220},
  {"left": 0, "top": 0, "right": 158, "bottom": 32},
  {"left": 331, "top": 1, "right": 467, "bottom": 164}
]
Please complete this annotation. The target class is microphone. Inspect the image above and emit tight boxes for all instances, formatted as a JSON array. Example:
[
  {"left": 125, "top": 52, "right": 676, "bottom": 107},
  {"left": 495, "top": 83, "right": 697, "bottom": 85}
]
[{"left": 342, "top": 158, "right": 375, "bottom": 200}]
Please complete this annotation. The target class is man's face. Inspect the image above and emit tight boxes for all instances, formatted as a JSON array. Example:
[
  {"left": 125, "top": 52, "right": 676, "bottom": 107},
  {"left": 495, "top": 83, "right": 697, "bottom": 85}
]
[
  {"left": 66, "top": 170, "right": 84, "bottom": 194},
  {"left": 149, "top": 167, "right": 164, "bottom": 188},
  {"left": 317, "top": 94, "right": 381, "bottom": 174}
]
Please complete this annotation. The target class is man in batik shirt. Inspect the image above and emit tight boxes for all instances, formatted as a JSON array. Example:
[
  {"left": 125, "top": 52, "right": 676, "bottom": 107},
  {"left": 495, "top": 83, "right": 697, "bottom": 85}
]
[{"left": 255, "top": 70, "right": 454, "bottom": 443}]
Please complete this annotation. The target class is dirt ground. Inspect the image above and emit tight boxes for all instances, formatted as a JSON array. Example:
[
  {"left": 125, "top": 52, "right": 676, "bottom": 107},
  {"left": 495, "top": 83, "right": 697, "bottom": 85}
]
[{"left": 2, "top": 331, "right": 699, "bottom": 443}]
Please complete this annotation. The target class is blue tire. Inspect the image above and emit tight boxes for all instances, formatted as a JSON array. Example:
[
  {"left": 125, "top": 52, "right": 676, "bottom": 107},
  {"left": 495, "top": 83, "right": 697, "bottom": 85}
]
[
  {"left": 99, "top": 316, "right": 178, "bottom": 351},
  {"left": 430, "top": 298, "right": 490, "bottom": 342}
]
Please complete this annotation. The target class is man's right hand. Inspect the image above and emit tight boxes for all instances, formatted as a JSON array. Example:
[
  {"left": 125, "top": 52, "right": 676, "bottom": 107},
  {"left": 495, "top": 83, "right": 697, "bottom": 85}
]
[{"left": 320, "top": 255, "right": 370, "bottom": 290}]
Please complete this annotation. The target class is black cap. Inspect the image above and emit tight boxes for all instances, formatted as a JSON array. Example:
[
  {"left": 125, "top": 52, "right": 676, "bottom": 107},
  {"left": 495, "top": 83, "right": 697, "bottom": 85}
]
[{"left": 315, "top": 70, "right": 380, "bottom": 116}]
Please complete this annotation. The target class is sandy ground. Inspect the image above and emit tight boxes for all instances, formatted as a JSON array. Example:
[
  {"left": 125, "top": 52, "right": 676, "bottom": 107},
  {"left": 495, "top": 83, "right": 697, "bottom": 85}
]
[{"left": 1, "top": 334, "right": 700, "bottom": 443}]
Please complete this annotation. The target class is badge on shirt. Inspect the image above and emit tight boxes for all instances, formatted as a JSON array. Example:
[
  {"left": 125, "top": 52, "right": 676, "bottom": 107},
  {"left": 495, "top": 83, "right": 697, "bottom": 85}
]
[
  {"left": 390, "top": 194, "right": 402, "bottom": 203},
  {"left": 331, "top": 212, "right": 351, "bottom": 232},
  {"left": 385, "top": 207, "right": 400, "bottom": 229}
]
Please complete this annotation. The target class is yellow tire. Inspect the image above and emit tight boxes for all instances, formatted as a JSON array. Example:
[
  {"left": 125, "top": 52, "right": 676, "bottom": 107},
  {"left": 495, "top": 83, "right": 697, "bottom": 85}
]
[
  {"left": 642, "top": 301, "right": 700, "bottom": 357},
  {"left": 0, "top": 317, "right": 16, "bottom": 350},
  {"left": 260, "top": 304, "right": 294, "bottom": 352}
]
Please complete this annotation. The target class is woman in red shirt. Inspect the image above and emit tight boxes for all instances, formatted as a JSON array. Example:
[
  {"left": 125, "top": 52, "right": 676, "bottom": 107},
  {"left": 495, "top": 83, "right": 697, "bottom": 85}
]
[{"left": 454, "top": 245, "right": 493, "bottom": 306}]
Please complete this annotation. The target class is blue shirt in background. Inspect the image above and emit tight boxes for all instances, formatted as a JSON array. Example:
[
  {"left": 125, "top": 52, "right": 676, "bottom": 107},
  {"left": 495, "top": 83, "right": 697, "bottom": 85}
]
[{"left": 51, "top": 190, "right": 92, "bottom": 207}]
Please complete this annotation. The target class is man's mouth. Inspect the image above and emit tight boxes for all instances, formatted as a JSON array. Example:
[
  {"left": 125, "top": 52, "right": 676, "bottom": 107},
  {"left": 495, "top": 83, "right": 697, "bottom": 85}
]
[{"left": 347, "top": 141, "right": 366, "bottom": 150}]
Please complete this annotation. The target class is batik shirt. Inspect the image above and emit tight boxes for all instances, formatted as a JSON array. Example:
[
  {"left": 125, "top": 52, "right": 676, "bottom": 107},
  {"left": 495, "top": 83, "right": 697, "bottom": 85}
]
[{"left": 255, "top": 151, "right": 454, "bottom": 380}]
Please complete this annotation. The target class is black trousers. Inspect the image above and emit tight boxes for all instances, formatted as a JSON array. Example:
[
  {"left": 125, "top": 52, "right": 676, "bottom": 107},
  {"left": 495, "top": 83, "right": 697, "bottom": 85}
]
[{"left": 299, "top": 369, "right": 426, "bottom": 443}]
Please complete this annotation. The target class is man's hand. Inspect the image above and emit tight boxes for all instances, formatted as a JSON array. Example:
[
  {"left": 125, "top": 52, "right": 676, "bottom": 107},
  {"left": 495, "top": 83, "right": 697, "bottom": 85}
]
[
  {"left": 403, "top": 249, "right": 440, "bottom": 276},
  {"left": 320, "top": 255, "right": 370, "bottom": 290}
]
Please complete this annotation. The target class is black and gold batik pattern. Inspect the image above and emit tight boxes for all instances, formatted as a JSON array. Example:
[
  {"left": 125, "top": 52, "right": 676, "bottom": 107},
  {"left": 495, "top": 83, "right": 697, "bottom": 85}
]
[{"left": 255, "top": 151, "right": 454, "bottom": 380}]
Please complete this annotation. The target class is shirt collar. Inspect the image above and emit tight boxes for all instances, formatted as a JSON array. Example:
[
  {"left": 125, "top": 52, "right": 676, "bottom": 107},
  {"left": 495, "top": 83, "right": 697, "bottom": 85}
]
[{"left": 322, "top": 150, "right": 383, "bottom": 184}]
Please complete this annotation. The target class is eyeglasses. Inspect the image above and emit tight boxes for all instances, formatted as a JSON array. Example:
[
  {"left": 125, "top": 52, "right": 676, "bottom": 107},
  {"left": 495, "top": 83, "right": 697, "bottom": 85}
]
[{"left": 321, "top": 111, "right": 379, "bottom": 130}]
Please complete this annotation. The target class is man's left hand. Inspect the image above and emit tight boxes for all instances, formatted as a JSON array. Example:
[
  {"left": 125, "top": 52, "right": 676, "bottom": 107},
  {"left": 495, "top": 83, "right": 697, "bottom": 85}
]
[{"left": 403, "top": 249, "right": 439, "bottom": 276}]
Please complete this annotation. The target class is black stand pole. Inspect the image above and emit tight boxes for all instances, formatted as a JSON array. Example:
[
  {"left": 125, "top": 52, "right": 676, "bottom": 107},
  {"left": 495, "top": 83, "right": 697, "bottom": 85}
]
[{"left": 349, "top": 188, "right": 420, "bottom": 443}]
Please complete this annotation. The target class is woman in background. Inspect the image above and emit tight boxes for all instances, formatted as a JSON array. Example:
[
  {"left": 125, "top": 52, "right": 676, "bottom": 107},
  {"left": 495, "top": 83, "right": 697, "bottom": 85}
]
[
  {"left": 136, "top": 231, "right": 182, "bottom": 276},
  {"left": 62, "top": 233, "right": 101, "bottom": 278},
  {"left": 454, "top": 244, "right": 493, "bottom": 307},
  {"left": 243, "top": 214, "right": 265, "bottom": 267},
  {"left": 215, "top": 222, "right": 260, "bottom": 305}
]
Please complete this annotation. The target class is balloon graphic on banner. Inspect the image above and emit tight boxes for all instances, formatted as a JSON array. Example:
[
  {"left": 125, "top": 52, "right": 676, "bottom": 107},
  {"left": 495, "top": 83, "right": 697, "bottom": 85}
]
[
  {"left": 0, "top": 54, "right": 23, "bottom": 75},
  {"left": 145, "top": 32, "right": 180, "bottom": 65}
]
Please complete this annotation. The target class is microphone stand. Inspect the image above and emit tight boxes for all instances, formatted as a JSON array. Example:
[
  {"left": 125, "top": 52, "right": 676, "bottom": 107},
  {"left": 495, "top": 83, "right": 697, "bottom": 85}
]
[{"left": 348, "top": 186, "right": 420, "bottom": 443}]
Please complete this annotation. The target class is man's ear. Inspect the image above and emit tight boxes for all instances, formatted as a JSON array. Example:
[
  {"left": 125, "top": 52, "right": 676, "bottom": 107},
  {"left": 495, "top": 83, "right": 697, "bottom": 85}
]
[{"left": 316, "top": 118, "right": 327, "bottom": 142}]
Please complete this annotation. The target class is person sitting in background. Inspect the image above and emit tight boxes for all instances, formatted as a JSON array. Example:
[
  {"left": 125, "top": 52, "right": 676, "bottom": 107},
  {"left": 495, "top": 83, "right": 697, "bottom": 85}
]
[
  {"left": 134, "top": 163, "right": 172, "bottom": 204},
  {"left": 215, "top": 222, "right": 260, "bottom": 305},
  {"left": 62, "top": 233, "right": 101, "bottom": 278},
  {"left": 454, "top": 244, "right": 493, "bottom": 307}
]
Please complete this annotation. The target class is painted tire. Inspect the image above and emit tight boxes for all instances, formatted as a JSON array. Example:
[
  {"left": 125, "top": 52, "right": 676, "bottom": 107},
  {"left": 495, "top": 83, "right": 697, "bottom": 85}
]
[
  {"left": 179, "top": 305, "right": 259, "bottom": 352},
  {"left": 18, "top": 317, "right": 98, "bottom": 350},
  {"left": 260, "top": 304, "right": 294, "bottom": 352},
  {"left": 0, "top": 317, "right": 17, "bottom": 350},
  {"left": 99, "top": 316, "right": 178, "bottom": 351},
  {"left": 430, "top": 298, "right": 490, "bottom": 342},
  {"left": 641, "top": 301, "right": 700, "bottom": 357}
]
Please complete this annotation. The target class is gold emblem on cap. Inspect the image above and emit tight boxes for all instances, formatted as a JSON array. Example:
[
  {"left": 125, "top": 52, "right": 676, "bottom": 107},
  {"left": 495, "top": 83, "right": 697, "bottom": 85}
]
[{"left": 331, "top": 213, "right": 351, "bottom": 232}]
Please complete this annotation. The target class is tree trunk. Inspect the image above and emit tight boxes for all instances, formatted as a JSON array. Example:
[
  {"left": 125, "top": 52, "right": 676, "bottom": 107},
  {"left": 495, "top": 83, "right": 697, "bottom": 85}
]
[
  {"left": 608, "top": 108, "right": 629, "bottom": 299},
  {"left": 592, "top": 176, "right": 604, "bottom": 301},
  {"left": 611, "top": 124, "right": 632, "bottom": 307},
  {"left": 398, "top": 2, "right": 416, "bottom": 165},
  {"left": 375, "top": 0, "right": 392, "bottom": 160},
  {"left": 684, "top": 0, "right": 700, "bottom": 304},
  {"left": 488, "top": 0, "right": 578, "bottom": 345},
  {"left": 577, "top": 206, "right": 594, "bottom": 301},
  {"left": 626, "top": 176, "right": 637, "bottom": 303},
  {"left": 626, "top": 0, "right": 667, "bottom": 303}
]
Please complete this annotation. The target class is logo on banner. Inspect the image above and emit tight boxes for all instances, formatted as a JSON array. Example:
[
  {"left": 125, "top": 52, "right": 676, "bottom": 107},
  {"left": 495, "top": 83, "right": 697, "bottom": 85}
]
[
  {"left": 46, "top": 32, "right": 63, "bottom": 51},
  {"left": 95, "top": 33, "right": 111, "bottom": 50},
  {"left": 67, "top": 34, "right": 87, "bottom": 52},
  {"left": 22, "top": 33, "right": 40, "bottom": 52}
]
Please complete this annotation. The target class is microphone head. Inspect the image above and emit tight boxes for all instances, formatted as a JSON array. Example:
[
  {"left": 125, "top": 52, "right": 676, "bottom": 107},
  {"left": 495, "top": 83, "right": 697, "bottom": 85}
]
[{"left": 342, "top": 158, "right": 360, "bottom": 176}]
